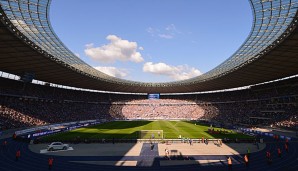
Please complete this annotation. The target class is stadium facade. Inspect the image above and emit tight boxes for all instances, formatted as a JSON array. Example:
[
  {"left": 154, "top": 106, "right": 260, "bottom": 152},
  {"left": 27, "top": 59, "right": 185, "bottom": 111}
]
[{"left": 0, "top": 0, "right": 298, "bottom": 93}]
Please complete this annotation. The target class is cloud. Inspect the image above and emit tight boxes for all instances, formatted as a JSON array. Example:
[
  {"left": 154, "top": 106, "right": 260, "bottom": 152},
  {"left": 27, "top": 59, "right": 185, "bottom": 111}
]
[
  {"left": 165, "top": 24, "right": 179, "bottom": 33},
  {"left": 85, "top": 43, "right": 94, "bottom": 49},
  {"left": 94, "top": 66, "right": 128, "bottom": 78},
  {"left": 143, "top": 62, "right": 202, "bottom": 81},
  {"left": 84, "top": 35, "right": 144, "bottom": 63},
  {"left": 139, "top": 46, "right": 144, "bottom": 50},
  {"left": 146, "top": 24, "right": 180, "bottom": 39},
  {"left": 74, "top": 53, "right": 80, "bottom": 58},
  {"left": 158, "top": 34, "right": 173, "bottom": 39},
  {"left": 146, "top": 27, "right": 158, "bottom": 36}
]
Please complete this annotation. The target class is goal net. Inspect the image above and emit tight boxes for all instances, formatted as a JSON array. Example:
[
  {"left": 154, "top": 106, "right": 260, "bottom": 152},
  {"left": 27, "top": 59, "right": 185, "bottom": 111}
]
[{"left": 139, "top": 130, "right": 163, "bottom": 139}]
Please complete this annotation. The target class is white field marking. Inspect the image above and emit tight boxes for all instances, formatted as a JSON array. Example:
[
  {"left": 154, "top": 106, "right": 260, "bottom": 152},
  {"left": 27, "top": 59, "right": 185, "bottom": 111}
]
[
  {"left": 173, "top": 121, "right": 179, "bottom": 127},
  {"left": 170, "top": 121, "right": 180, "bottom": 133}
]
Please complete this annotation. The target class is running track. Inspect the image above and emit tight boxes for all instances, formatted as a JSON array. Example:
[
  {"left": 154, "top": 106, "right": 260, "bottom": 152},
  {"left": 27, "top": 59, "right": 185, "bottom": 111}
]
[{"left": 0, "top": 137, "right": 297, "bottom": 171}]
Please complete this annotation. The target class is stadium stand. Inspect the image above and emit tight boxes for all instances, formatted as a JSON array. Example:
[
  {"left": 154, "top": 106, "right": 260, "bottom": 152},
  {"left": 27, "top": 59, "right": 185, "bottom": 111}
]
[{"left": 1, "top": 76, "right": 297, "bottom": 131}]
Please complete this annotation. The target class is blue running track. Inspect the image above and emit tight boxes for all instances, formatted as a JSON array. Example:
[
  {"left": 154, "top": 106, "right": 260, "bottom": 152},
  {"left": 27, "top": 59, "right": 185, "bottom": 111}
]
[{"left": 0, "top": 137, "right": 297, "bottom": 171}]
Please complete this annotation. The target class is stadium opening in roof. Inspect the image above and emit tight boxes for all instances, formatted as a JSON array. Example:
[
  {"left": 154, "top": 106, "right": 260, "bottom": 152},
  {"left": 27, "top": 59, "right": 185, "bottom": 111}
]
[{"left": 0, "top": 0, "right": 298, "bottom": 93}]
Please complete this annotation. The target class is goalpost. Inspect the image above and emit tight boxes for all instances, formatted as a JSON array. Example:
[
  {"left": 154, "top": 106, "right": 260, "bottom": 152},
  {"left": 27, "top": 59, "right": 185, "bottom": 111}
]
[{"left": 139, "top": 130, "right": 164, "bottom": 139}]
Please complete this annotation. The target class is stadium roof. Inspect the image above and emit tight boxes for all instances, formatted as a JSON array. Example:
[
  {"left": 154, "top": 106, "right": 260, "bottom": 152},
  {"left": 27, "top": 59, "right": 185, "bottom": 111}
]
[{"left": 0, "top": 0, "right": 298, "bottom": 93}]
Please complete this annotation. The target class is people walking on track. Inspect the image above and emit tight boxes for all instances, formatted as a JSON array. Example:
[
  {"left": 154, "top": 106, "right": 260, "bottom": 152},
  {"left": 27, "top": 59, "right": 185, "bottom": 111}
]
[
  {"left": 48, "top": 157, "right": 54, "bottom": 170},
  {"left": 2, "top": 140, "right": 7, "bottom": 147},
  {"left": 276, "top": 135, "right": 279, "bottom": 142},
  {"left": 15, "top": 149, "right": 20, "bottom": 161},
  {"left": 247, "top": 147, "right": 250, "bottom": 159},
  {"left": 285, "top": 138, "right": 289, "bottom": 146},
  {"left": 285, "top": 143, "right": 289, "bottom": 153},
  {"left": 150, "top": 142, "right": 154, "bottom": 151},
  {"left": 227, "top": 157, "right": 232, "bottom": 170},
  {"left": 244, "top": 154, "right": 249, "bottom": 167},
  {"left": 13, "top": 133, "right": 17, "bottom": 140},
  {"left": 266, "top": 151, "right": 272, "bottom": 165},
  {"left": 266, "top": 151, "right": 271, "bottom": 160},
  {"left": 277, "top": 147, "right": 282, "bottom": 158},
  {"left": 165, "top": 148, "right": 170, "bottom": 160}
]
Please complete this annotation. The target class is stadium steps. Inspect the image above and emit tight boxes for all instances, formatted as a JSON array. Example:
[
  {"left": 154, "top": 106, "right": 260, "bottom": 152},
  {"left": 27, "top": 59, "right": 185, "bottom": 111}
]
[{"left": 136, "top": 143, "right": 159, "bottom": 167}]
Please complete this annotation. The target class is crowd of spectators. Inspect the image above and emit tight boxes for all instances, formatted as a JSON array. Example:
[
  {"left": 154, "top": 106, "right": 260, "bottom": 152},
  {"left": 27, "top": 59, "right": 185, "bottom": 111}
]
[
  {"left": 120, "top": 99, "right": 204, "bottom": 119},
  {"left": 0, "top": 76, "right": 297, "bottom": 130},
  {"left": 0, "top": 96, "right": 115, "bottom": 130},
  {"left": 0, "top": 103, "right": 47, "bottom": 129}
]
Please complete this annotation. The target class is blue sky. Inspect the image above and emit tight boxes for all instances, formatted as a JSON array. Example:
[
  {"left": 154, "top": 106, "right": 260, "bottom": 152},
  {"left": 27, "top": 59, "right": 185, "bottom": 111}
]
[{"left": 50, "top": 0, "right": 252, "bottom": 83}]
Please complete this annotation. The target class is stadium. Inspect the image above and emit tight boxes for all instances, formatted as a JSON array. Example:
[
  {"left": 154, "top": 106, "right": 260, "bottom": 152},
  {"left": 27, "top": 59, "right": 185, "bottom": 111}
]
[{"left": 0, "top": 0, "right": 298, "bottom": 170}]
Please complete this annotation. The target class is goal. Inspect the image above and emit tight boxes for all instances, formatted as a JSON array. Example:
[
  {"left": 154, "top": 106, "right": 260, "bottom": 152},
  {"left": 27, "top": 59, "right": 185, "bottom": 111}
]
[{"left": 139, "top": 130, "right": 163, "bottom": 139}]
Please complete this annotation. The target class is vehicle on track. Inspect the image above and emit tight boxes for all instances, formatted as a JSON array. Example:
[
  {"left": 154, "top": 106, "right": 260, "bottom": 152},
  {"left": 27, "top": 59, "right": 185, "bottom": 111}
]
[{"left": 47, "top": 142, "right": 69, "bottom": 151}]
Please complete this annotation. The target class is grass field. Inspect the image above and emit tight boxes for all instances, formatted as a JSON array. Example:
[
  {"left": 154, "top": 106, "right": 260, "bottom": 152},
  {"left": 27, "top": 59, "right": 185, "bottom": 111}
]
[{"left": 42, "top": 121, "right": 251, "bottom": 141}]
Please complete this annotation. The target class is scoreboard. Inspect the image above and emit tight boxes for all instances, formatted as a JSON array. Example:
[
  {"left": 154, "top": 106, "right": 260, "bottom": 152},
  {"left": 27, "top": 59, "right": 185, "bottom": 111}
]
[{"left": 148, "top": 93, "right": 160, "bottom": 99}]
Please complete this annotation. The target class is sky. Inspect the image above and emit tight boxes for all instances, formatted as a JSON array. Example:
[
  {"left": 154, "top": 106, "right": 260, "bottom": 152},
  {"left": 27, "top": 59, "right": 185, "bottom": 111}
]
[{"left": 50, "top": 0, "right": 252, "bottom": 83}]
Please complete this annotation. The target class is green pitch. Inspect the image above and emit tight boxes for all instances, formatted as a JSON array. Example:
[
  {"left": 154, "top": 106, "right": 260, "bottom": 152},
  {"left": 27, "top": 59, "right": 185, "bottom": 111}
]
[{"left": 42, "top": 120, "right": 251, "bottom": 141}]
